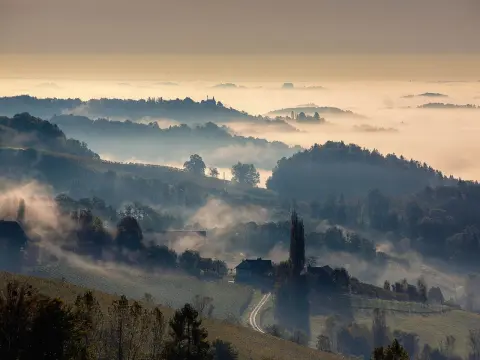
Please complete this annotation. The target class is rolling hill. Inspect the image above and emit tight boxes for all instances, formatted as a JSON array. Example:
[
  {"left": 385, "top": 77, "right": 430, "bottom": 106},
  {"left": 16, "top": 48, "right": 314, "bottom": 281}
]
[
  {"left": 266, "top": 141, "right": 455, "bottom": 200},
  {"left": 49, "top": 114, "right": 302, "bottom": 169}
]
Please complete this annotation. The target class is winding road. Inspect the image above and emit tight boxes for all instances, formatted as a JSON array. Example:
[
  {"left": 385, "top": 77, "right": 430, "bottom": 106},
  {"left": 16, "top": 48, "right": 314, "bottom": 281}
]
[{"left": 249, "top": 292, "right": 271, "bottom": 333}]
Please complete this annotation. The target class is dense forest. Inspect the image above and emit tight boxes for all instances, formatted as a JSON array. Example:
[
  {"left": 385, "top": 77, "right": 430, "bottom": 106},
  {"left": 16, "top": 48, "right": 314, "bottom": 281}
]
[
  {"left": 267, "top": 141, "right": 455, "bottom": 199},
  {"left": 310, "top": 181, "right": 480, "bottom": 265}
]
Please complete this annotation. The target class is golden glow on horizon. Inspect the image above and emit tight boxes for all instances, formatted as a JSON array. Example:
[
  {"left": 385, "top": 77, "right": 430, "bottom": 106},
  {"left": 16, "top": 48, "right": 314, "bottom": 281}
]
[{"left": 1, "top": 54, "right": 480, "bottom": 82}]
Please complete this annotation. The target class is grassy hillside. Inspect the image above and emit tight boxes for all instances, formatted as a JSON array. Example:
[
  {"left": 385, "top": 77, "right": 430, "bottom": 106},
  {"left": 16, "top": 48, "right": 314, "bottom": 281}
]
[
  {"left": 0, "top": 271, "right": 341, "bottom": 360},
  {"left": 310, "top": 305, "right": 480, "bottom": 358},
  {"left": 28, "top": 262, "right": 253, "bottom": 320}
]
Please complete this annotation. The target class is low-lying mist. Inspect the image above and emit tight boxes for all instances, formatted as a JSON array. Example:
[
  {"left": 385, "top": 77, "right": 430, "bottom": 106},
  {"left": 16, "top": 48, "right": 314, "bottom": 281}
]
[
  {"left": 0, "top": 179, "right": 272, "bottom": 316},
  {"left": 1, "top": 78, "right": 479, "bottom": 181}
]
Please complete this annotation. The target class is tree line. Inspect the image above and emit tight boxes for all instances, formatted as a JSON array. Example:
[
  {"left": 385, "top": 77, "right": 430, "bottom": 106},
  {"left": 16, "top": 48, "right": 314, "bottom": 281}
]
[{"left": 183, "top": 154, "right": 260, "bottom": 187}]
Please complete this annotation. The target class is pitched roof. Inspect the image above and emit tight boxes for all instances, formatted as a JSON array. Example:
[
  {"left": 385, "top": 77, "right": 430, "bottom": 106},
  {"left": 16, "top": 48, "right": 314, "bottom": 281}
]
[
  {"left": 308, "top": 265, "right": 333, "bottom": 276},
  {"left": 235, "top": 258, "right": 273, "bottom": 273}
]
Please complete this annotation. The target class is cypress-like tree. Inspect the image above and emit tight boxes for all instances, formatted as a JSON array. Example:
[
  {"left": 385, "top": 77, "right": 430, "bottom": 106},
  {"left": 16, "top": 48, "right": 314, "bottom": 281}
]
[{"left": 289, "top": 210, "right": 305, "bottom": 277}]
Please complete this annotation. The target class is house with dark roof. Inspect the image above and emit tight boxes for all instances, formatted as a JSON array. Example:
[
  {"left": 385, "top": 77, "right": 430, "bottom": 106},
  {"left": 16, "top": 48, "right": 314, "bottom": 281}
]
[
  {"left": 235, "top": 258, "right": 273, "bottom": 283},
  {"left": 307, "top": 265, "right": 333, "bottom": 276}
]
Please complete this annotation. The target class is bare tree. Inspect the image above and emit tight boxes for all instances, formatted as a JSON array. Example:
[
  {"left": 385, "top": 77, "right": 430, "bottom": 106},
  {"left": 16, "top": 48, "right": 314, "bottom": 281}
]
[
  {"left": 74, "top": 291, "right": 104, "bottom": 360},
  {"left": 325, "top": 315, "right": 338, "bottom": 351},
  {"left": 417, "top": 277, "right": 428, "bottom": 303},
  {"left": 469, "top": 329, "right": 480, "bottom": 360},
  {"left": 209, "top": 167, "right": 219, "bottom": 178},
  {"left": 289, "top": 330, "right": 309, "bottom": 346},
  {"left": 146, "top": 307, "right": 167, "bottom": 360},
  {"left": 104, "top": 296, "right": 152, "bottom": 360},
  {"left": 439, "top": 335, "right": 456, "bottom": 357},
  {"left": 192, "top": 295, "right": 214, "bottom": 318},
  {"left": 142, "top": 293, "right": 155, "bottom": 307},
  {"left": 316, "top": 335, "right": 332, "bottom": 352},
  {"left": 383, "top": 280, "right": 391, "bottom": 291},
  {"left": 265, "top": 324, "right": 285, "bottom": 339}
]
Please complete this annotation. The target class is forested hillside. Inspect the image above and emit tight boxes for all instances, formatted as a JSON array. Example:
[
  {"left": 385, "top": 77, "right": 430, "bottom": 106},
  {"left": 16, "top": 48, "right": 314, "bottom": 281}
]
[
  {"left": 0, "top": 113, "right": 99, "bottom": 159},
  {"left": 267, "top": 141, "right": 455, "bottom": 200}
]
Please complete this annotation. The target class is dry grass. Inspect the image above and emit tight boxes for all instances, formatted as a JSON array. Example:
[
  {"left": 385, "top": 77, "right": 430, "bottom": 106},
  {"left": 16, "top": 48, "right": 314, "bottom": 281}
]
[
  {"left": 29, "top": 262, "right": 253, "bottom": 320},
  {"left": 311, "top": 306, "right": 480, "bottom": 358},
  {"left": 0, "top": 271, "right": 341, "bottom": 360},
  {"left": 356, "top": 310, "right": 480, "bottom": 357}
]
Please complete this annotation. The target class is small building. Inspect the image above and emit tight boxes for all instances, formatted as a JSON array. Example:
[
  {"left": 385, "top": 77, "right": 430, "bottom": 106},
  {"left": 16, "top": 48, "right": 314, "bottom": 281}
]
[
  {"left": 235, "top": 258, "right": 273, "bottom": 283},
  {"left": 308, "top": 265, "right": 333, "bottom": 277}
]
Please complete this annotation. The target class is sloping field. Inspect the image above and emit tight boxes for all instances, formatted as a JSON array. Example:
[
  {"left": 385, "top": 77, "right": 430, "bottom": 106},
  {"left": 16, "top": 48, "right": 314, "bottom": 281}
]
[
  {"left": 27, "top": 262, "right": 253, "bottom": 320},
  {"left": 0, "top": 271, "right": 341, "bottom": 360}
]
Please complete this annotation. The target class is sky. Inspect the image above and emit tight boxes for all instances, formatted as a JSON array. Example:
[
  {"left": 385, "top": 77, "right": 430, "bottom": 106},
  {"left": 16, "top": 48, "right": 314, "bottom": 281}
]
[
  {"left": 2, "top": 0, "right": 480, "bottom": 55},
  {"left": 1, "top": 0, "right": 480, "bottom": 81}
]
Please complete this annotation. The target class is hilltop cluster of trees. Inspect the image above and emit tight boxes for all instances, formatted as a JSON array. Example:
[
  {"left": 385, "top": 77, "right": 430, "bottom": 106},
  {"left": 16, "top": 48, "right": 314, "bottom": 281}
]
[
  {"left": 183, "top": 154, "right": 261, "bottom": 187},
  {"left": 275, "top": 111, "right": 326, "bottom": 124},
  {"left": 418, "top": 103, "right": 479, "bottom": 109},
  {"left": 0, "top": 281, "right": 240, "bottom": 360},
  {"left": 268, "top": 106, "right": 358, "bottom": 118},
  {"left": 0, "top": 113, "right": 99, "bottom": 159},
  {"left": 267, "top": 141, "right": 452, "bottom": 200}
]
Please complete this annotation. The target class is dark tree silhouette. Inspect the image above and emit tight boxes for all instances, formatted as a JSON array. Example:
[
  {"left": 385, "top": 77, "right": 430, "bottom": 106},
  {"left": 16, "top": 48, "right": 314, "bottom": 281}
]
[
  {"left": 210, "top": 339, "right": 239, "bottom": 360},
  {"left": 184, "top": 154, "right": 207, "bottom": 176},
  {"left": 231, "top": 162, "right": 260, "bottom": 187},
  {"left": 0, "top": 281, "right": 82, "bottom": 360},
  {"left": 116, "top": 216, "right": 143, "bottom": 251},
  {"left": 208, "top": 167, "right": 219, "bottom": 178},
  {"left": 164, "top": 303, "right": 212, "bottom": 360},
  {"left": 372, "top": 339, "right": 409, "bottom": 360},
  {"left": 316, "top": 335, "right": 331, "bottom": 352},
  {"left": 289, "top": 210, "right": 305, "bottom": 277}
]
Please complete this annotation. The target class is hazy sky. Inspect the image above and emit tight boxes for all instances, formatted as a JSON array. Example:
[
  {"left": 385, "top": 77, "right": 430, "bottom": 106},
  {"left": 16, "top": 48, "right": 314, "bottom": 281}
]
[{"left": 2, "top": 0, "right": 480, "bottom": 55}]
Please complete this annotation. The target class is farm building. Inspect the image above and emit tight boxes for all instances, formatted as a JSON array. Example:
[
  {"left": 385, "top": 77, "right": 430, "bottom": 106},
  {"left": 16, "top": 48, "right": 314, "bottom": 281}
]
[{"left": 235, "top": 258, "right": 273, "bottom": 283}]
